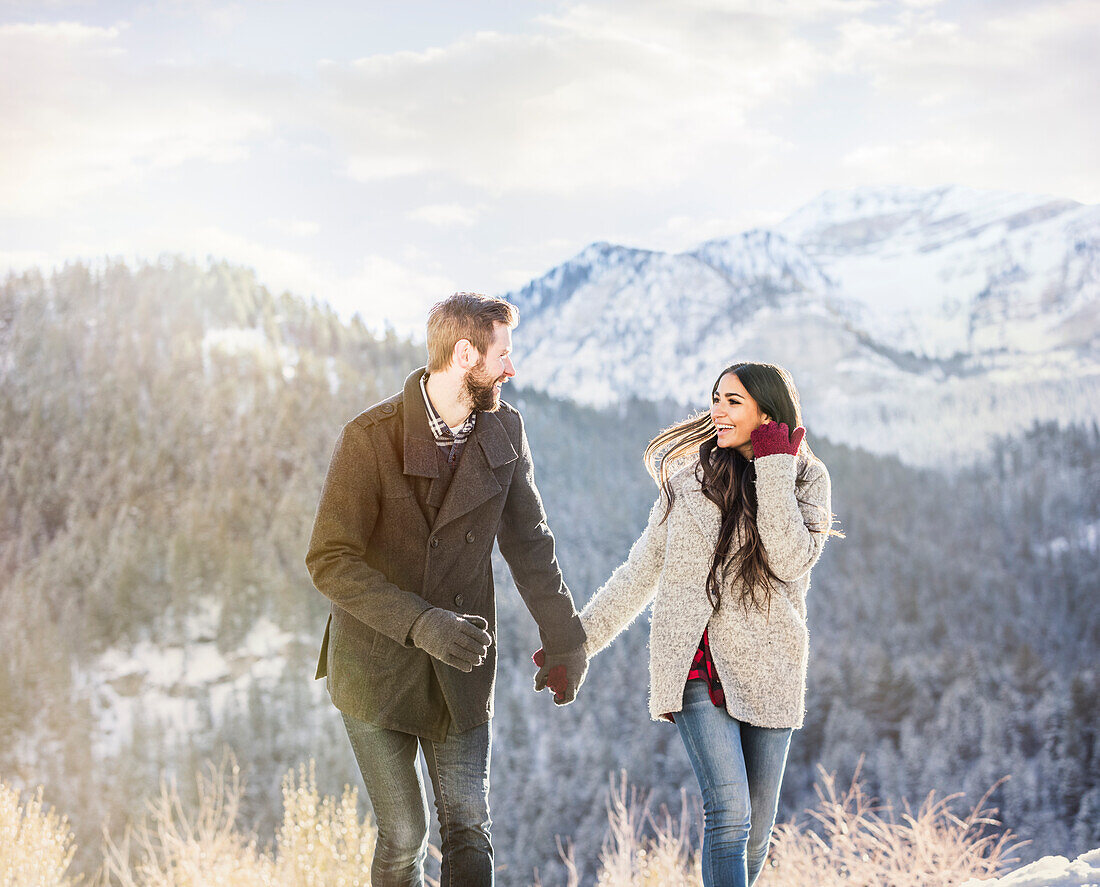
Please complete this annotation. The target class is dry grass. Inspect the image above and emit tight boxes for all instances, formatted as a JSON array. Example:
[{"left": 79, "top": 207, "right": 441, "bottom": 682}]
[
  {"left": 535, "top": 758, "right": 1025, "bottom": 886},
  {"left": 589, "top": 773, "right": 701, "bottom": 887},
  {"left": 99, "top": 757, "right": 375, "bottom": 886},
  {"left": 2, "top": 756, "right": 1025, "bottom": 887},
  {"left": 0, "top": 781, "right": 80, "bottom": 886},
  {"left": 763, "top": 759, "right": 1024, "bottom": 886},
  {"left": 100, "top": 759, "right": 273, "bottom": 886},
  {"left": 273, "top": 760, "right": 377, "bottom": 887}
]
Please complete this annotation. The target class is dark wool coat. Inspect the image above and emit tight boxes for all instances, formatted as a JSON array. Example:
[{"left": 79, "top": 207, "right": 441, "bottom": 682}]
[{"left": 306, "top": 368, "right": 586, "bottom": 741}]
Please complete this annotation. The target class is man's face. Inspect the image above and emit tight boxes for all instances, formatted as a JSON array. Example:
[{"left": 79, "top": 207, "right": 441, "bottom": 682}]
[{"left": 463, "top": 323, "right": 515, "bottom": 412}]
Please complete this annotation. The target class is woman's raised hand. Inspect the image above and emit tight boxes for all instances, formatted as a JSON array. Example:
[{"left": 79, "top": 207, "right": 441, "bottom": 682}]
[{"left": 749, "top": 421, "right": 805, "bottom": 458}]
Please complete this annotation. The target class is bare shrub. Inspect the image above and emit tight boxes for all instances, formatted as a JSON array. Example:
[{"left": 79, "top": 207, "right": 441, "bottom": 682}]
[
  {"left": 534, "top": 760, "right": 1023, "bottom": 886},
  {"left": 100, "top": 759, "right": 274, "bottom": 886},
  {"left": 273, "top": 760, "right": 375, "bottom": 886},
  {"left": 6, "top": 755, "right": 1025, "bottom": 887},
  {"left": 593, "top": 771, "right": 701, "bottom": 887},
  {"left": 100, "top": 757, "right": 375, "bottom": 886},
  {"left": 0, "top": 780, "right": 80, "bottom": 887},
  {"left": 764, "top": 759, "right": 1024, "bottom": 886}
]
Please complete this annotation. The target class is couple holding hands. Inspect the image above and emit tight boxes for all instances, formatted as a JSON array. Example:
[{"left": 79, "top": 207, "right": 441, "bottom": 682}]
[{"left": 306, "top": 292, "right": 836, "bottom": 887}]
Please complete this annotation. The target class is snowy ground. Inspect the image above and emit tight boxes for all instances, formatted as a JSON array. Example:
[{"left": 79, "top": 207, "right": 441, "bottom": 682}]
[
  {"left": 87, "top": 599, "right": 313, "bottom": 760},
  {"left": 960, "top": 848, "right": 1100, "bottom": 887}
]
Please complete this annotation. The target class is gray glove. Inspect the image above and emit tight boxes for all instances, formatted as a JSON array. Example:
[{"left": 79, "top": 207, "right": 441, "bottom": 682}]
[
  {"left": 533, "top": 644, "right": 588, "bottom": 705},
  {"left": 409, "top": 609, "right": 492, "bottom": 672}
]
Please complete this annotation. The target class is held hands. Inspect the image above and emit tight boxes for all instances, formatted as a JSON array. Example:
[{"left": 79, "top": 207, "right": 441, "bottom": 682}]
[
  {"left": 749, "top": 421, "right": 806, "bottom": 459},
  {"left": 409, "top": 609, "right": 492, "bottom": 672},
  {"left": 532, "top": 648, "right": 567, "bottom": 701},
  {"left": 532, "top": 646, "right": 588, "bottom": 705}
]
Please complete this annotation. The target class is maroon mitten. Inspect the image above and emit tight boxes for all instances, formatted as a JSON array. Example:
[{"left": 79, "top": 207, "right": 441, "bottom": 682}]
[
  {"left": 532, "top": 648, "right": 568, "bottom": 702},
  {"left": 749, "top": 421, "right": 805, "bottom": 458}
]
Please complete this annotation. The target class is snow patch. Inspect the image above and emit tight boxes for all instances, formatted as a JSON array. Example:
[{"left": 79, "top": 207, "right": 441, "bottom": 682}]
[
  {"left": 201, "top": 326, "right": 267, "bottom": 356},
  {"left": 1043, "top": 520, "right": 1100, "bottom": 557},
  {"left": 88, "top": 614, "right": 306, "bottom": 760},
  {"left": 958, "top": 847, "right": 1100, "bottom": 887}
]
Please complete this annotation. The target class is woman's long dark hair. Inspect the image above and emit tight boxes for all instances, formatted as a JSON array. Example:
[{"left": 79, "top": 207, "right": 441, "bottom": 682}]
[{"left": 642, "top": 362, "right": 836, "bottom": 615}]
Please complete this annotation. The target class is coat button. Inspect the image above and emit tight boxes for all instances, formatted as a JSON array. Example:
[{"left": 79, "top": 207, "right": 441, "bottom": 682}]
[
  {"left": 381, "top": 403, "right": 395, "bottom": 414},
  {"left": 454, "top": 593, "right": 465, "bottom": 606},
  {"left": 430, "top": 536, "right": 440, "bottom": 548},
  {"left": 466, "top": 531, "right": 475, "bottom": 543}
]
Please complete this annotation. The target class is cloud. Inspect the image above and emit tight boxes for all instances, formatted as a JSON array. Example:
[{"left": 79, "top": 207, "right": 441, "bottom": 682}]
[
  {"left": 5, "top": 1, "right": 1097, "bottom": 222},
  {"left": 841, "top": 139, "right": 992, "bottom": 182},
  {"left": 333, "top": 255, "right": 454, "bottom": 335},
  {"left": 406, "top": 203, "right": 482, "bottom": 228},
  {"left": 2, "top": 0, "right": 1098, "bottom": 324},
  {"left": 265, "top": 218, "right": 321, "bottom": 238},
  {"left": 835, "top": 0, "right": 1100, "bottom": 106},
  {"left": 654, "top": 212, "right": 788, "bottom": 253},
  {"left": 298, "top": 0, "right": 1097, "bottom": 206},
  {"left": 0, "top": 20, "right": 274, "bottom": 215},
  {"left": 187, "top": 228, "right": 453, "bottom": 335},
  {"left": 199, "top": 3, "right": 246, "bottom": 34},
  {"left": 0, "top": 248, "right": 53, "bottom": 271},
  {"left": 163, "top": 228, "right": 452, "bottom": 335},
  {"left": 0, "top": 19, "right": 118, "bottom": 44},
  {"left": 829, "top": 0, "right": 1100, "bottom": 198},
  {"left": 0, "top": 221, "right": 452, "bottom": 338},
  {"left": 310, "top": 5, "right": 835, "bottom": 195}
]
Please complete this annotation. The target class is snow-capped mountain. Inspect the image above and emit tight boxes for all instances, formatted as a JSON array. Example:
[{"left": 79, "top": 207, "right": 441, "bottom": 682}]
[{"left": 505, "top": 185, "right": 1100, "bottom": 466}]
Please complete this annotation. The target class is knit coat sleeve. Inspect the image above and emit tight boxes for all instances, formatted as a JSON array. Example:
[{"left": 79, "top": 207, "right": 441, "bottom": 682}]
[
  {"left": 753, "top": 453, "right": 832, "bottom": 582},
  {"left": 579, "top": 494, "right": 669, "bottom": 656}
]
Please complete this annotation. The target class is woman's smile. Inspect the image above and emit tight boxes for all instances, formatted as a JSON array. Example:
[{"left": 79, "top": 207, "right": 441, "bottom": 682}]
[{"left": 711, "top": 372, "right": 767, "bottom": 456}]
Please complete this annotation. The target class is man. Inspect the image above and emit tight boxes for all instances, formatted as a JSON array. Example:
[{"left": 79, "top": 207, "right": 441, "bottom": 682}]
[{"left": 305, "top": 292, "right": 588, "bottom": 887}]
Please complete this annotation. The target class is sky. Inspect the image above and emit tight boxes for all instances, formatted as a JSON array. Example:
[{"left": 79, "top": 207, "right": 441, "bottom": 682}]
[{"left": 1, "top": 0, "right": 1097, "bottom": 335}]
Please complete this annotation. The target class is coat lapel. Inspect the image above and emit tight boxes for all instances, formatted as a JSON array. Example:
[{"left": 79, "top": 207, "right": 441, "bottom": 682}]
[
  {"left": 679, "top": 483, "right": 721, "bottom": 551},
  {"left": 402, "top": 369, "right": 440, "bottom": 481},
  {"left": 433, "top": 409, "right": 517, "bottom": 529},
  {"left": 400, "top": 369, "right": 435, "bottom": 534}
]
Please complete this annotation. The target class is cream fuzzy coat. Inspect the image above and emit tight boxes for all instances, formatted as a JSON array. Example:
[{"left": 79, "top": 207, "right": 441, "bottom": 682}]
[{"left": 580, "top": 452, "right": 832, "bottom": 729}]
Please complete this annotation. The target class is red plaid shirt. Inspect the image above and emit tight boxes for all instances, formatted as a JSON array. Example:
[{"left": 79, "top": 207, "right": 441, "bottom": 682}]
[
  {"left": 664, "top": 627, "right": 725, "bottom": 722},
  {"left": 688, "top": 627, "right": 725, "bottom": 706}
]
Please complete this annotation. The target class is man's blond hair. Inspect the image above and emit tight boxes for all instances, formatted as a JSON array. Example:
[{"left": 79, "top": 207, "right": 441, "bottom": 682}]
[{"left": 426, "top": 292, "right": 519, "bottom": 373}]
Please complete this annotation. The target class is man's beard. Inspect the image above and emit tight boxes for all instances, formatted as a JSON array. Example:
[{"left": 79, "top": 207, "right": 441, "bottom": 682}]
[{"left": 462, "top": 359, "right": 503, "bottom": 412}]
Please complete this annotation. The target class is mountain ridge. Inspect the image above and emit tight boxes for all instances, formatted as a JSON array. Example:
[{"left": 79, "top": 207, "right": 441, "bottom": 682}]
[{"left": 504, "top": 184, "right": 1100, "bottom": 465}]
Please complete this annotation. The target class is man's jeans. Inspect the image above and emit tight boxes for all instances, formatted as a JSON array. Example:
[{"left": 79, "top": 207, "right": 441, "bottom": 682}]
[
  {"left": 342, "top": 712, "right": 493, "bottom": 887},
  {"left": 675, "top": 681, "right": 793, "bottom": 887}
]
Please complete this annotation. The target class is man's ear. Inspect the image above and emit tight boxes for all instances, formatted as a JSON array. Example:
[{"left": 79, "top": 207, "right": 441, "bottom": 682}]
[{"left": 452, "top": 338, "right": 477, "bottom": 370}]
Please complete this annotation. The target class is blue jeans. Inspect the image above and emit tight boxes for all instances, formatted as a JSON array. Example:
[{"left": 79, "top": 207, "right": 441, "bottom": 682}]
[
  {"left": 675, "top": 681, "right": 793, "bottom": 887},
  {"left": 342, "top": 712, "right": 493, "bottom": 887}
]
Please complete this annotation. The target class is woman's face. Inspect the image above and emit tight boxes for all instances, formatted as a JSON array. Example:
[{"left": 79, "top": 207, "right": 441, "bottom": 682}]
[{"left": 711, "top": 372, "right": 768, "bottom": 455}]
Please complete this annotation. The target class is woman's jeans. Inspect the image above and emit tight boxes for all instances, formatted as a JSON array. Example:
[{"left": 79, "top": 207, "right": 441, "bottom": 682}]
[
  {"left": 342, "top": 712, "right": 493, "bottom": 887},
  {"left": 675, "top": 681, "right": 793, "bottom": 887}
]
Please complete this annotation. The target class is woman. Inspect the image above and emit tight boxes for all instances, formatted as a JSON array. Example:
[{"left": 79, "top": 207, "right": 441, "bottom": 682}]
[{"left": 577, "top": 362, "right": 836, "bottom": 886}]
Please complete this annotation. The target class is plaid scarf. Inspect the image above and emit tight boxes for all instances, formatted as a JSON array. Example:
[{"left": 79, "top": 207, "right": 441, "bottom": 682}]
[{"left": 420, "top": 373, "right": 476, "bottom": 466}]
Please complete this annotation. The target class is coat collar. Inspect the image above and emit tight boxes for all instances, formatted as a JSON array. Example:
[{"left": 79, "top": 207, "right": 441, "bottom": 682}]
[
  {"left": 401, "top": 366, "right": 521, "bottom": 527},
  {"left": 434, "top": 405, "right": 519, "bottom": 529},
  {"left": 402, "top": 367, "right": 439, "bottom": 479}
]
